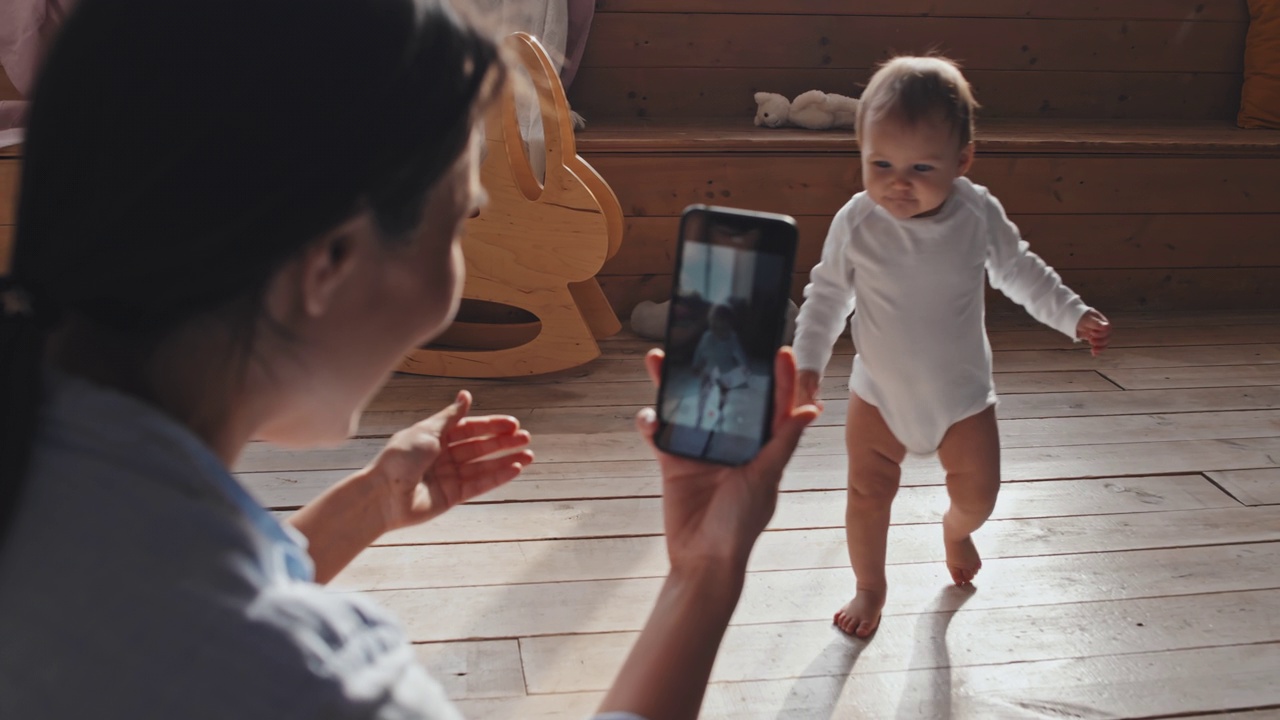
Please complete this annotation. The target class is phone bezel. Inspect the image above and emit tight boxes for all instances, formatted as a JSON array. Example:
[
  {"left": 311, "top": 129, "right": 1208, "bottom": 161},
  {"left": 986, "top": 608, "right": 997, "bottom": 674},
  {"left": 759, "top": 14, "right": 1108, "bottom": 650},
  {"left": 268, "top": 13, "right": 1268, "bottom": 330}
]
[{"left": 653, "top": 204, "right": 799, "bottom": 466}]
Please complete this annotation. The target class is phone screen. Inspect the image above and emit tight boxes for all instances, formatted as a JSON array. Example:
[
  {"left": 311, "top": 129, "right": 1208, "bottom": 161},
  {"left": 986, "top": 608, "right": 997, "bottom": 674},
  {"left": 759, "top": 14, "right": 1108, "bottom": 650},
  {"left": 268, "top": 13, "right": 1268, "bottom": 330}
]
[{"left": 654, "top": 206, "right": 797, "bottom": 466}]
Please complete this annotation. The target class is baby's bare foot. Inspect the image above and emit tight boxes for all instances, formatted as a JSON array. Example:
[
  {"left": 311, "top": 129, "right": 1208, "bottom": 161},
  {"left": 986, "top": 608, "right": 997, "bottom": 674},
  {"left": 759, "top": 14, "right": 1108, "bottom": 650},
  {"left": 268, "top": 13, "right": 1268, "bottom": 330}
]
[
  {"left": 944, "top": 534, "right": 982, "bottom": 586},
  {"left": 833, "top": 587, "right": 886, "bottom": 638}
]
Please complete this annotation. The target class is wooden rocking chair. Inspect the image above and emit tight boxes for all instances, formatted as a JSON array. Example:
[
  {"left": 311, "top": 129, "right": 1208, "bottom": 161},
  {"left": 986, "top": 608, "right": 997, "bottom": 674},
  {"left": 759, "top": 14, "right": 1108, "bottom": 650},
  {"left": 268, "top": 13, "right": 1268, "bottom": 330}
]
[{"left": 398, "top": 32, "right": 623, "bottom": 378}]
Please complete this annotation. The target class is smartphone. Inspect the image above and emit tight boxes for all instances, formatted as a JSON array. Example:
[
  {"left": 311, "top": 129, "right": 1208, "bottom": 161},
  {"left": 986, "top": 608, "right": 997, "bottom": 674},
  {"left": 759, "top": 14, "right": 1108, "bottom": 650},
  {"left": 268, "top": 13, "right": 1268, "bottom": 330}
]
[{"left": 654, "top": 205, "right": 798, "bottom": 466}]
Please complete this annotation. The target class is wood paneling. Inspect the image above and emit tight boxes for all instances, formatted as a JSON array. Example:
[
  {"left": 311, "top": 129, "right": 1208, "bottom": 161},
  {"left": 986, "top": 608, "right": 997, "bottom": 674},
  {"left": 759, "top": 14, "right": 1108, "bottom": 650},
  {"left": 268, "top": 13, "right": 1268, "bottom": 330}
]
[
  {"left": 584, "top": 155, "right": 1280, "bottom": 217},
  {"left": 598, "top": 267, "right": 1280, "bottom": 316},
  {"left": 1, "top": 154, "right": 18, "bottom": 273},
  {"left": 570, "top": 67, "right": 1243, "bottom": 120},
  {"left": 603, "top": 214, "right": 1280, "bottom": 276},
  {"left": 582, "top": 15, "right": 1245, "bottom": 73},
  {"left": 0, "top": 225, "right": 12, "bottom": 274},
  {"left": 584, "top": 146, "right": 1280, "bottom": 314},
  {"left": 0, "top": 157, "right": 18, "bottom": 226},
  {"left": 593, "top": 1, "right": 1250, "bottom": 22},
  {"left": 566, "top": 0, "right": 1272, "bottom": 313},
  {"left": 576, "top": 118, "right": 1280, "bottom": 156}
]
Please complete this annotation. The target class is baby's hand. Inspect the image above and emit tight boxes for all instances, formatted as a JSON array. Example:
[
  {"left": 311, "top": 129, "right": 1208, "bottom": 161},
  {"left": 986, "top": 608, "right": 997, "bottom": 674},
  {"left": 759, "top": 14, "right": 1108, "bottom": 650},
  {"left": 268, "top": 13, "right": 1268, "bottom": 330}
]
[
  {"left": 797, "top": 370, "right": 823, "bottom": 412},
  {"left": 1077, "top": 309, "right": 1112, "bottom": 357}
]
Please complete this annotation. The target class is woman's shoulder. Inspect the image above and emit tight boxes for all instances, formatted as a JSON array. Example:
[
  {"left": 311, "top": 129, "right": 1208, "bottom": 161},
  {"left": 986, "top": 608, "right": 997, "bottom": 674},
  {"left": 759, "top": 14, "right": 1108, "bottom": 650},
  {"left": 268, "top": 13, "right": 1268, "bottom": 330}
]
[
  {"left": 1, "top": 372, "right": 460, "bottom": 719},
  {"left": 1, "top": 572, "right": 458, "bottom": 718}
]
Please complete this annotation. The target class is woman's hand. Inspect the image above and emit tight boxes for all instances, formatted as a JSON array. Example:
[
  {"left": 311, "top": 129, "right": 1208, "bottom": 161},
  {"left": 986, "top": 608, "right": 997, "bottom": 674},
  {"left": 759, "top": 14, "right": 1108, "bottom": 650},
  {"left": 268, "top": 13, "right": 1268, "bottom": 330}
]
[
  {"left": 637, "top": 348, "right": 819, "bottom": 572},
  {"left": 368, "top": 390, "right": 534, "bottom": 532},
  {"left": 595, "top": 348, "right": 819, "bottom": 720},
  {"left": 291, "top": 391, "right": 532, "bottom": 584}
]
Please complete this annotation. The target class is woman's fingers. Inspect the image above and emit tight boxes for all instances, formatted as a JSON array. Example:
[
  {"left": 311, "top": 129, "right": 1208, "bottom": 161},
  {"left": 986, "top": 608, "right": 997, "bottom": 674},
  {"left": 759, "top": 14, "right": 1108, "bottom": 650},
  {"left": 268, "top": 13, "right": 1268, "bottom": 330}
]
[
  {"left": 448, "top": 415, "right": 521, "bottom": 441},
  {"left": 644, "top": 348, "right": 664, "bottom": 387},
  {"left": 753, "top": 347, "right": 819, "bottom": 477},
  {"left": 635, "top": 406, "right": 659, "bottom": 444},
  {"left": 447, "top": 430, "right": 532, "bottom": 464},
  {"left": 456, "top": 451, "right": 536, "bottom": 482}
]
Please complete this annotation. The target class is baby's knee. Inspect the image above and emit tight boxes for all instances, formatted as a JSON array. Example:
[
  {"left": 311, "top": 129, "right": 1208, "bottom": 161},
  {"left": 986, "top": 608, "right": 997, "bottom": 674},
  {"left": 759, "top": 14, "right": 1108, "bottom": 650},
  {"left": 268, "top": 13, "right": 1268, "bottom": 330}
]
[
  {"left": 948, "top": 477, "right": 1000, "bottom": 516},
  {"left": 846, "top": 472, "right": 899, "bottom": 509}
]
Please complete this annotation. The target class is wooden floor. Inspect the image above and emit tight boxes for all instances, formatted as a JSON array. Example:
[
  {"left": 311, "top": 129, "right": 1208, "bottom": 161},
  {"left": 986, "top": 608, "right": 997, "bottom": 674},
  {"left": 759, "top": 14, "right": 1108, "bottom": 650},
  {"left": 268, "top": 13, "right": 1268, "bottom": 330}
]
[{"left": 239, "top": 311, "right": 1280, "bottom": 719}]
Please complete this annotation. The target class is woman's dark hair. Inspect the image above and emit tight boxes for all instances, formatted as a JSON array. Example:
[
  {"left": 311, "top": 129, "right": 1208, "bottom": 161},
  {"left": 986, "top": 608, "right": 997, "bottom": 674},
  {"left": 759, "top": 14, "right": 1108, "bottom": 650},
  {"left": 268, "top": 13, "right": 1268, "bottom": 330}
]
[{"left": 0, "top": 0, "right": 504, "bottom": 542}]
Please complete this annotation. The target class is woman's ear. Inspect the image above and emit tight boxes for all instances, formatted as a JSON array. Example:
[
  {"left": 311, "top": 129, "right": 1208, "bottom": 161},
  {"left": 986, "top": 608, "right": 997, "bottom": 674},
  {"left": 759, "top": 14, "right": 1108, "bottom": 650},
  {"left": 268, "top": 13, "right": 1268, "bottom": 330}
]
[
  {"left": 300, "top": 212, "right": 377, "bottom": 318},
  {"left": 958, "top": 142, "right": 975, "bottom": 176}
]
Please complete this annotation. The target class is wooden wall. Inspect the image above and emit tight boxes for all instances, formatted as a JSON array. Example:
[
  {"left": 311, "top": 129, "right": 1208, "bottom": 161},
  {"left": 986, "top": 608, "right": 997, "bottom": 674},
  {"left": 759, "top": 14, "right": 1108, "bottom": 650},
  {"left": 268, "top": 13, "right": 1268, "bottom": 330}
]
[
  {"left": 592, "top": 150, "right": 1280, "bottom": 312},
  {"left": 572, "top": 0, "right": 1280, "bottom": 314},
  {"left": 0, "top": 148, "right": 15, "bottom": 272},
  {"left": 573, "top": 1, "right": 1250, "bottom": 120},
  {"left": 1, "top": 66, "right": 21, "bottom": 270}
]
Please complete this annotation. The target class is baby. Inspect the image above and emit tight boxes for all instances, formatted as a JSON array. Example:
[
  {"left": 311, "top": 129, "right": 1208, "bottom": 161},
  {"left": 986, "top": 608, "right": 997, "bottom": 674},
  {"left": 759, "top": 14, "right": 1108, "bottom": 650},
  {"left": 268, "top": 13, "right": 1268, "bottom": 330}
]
[{"left": 791, "top": 56, "right": 1113, "bottom": 638}]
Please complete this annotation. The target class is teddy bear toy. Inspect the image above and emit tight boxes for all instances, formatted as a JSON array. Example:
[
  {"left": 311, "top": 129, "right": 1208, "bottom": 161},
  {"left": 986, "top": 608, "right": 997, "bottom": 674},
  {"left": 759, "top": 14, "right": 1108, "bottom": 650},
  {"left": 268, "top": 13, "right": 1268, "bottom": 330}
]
[{"left": 754, "top": 90, "right": 860, "bottom": 131}]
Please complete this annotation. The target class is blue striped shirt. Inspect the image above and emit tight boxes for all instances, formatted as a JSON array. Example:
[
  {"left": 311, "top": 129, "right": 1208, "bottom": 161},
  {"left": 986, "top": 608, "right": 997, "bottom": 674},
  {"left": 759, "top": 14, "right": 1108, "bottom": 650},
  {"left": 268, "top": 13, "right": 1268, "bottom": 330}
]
[{"left": 0, "top": 373, "right": 643, "bottom": 720}]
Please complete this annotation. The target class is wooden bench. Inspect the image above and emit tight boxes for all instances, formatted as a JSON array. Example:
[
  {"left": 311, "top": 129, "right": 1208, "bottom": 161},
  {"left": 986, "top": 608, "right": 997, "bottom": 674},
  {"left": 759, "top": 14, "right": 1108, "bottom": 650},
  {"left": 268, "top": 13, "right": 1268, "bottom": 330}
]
[
  {"left": 571, "top": 0, "right": 1280, "bottom": 313},
  {"left": 0, "top": 145, "right": 16, "bottom": 272},
  {"left": 1, "top": 66, "right": 18, "bottom": 271}
]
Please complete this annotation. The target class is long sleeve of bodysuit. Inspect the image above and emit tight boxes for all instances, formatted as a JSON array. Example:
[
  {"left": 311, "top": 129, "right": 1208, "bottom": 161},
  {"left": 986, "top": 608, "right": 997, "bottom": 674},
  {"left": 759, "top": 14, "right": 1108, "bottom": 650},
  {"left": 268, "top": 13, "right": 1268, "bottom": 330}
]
[
  {"left": 982, "top": 191, "right": 1089, "bottom": 339},
  {"left": 792, "top": 201, "right": 861, "bottom": 375}
]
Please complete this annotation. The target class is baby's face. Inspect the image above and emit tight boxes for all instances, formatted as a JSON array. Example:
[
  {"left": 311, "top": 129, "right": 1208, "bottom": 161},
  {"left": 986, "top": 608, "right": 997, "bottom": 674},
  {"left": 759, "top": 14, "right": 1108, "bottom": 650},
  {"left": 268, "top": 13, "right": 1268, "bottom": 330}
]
[
  {"left": 710, "top": 313, "right": 732, "bottom": 336},
  {"left": 860, "top": 114, "right": 973, "bottom": 220}
]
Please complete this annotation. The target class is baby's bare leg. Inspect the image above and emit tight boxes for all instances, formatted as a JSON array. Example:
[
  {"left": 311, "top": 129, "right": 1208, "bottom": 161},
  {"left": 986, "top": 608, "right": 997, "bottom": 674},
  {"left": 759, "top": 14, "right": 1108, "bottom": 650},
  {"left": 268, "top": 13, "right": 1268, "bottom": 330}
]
[
  {"left": 936, "top": 406, "right": 1001, "bottom": 586},
  {"left": 835, "top": 394, "right": 907, "bottom": 638}
]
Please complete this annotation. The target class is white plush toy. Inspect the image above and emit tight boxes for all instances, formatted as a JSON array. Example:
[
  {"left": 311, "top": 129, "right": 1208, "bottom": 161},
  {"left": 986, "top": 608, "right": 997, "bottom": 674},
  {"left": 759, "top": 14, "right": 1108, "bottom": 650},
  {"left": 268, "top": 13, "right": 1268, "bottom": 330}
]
[{"left": 754, "top": 90, "right": 860, "bottom": 131}]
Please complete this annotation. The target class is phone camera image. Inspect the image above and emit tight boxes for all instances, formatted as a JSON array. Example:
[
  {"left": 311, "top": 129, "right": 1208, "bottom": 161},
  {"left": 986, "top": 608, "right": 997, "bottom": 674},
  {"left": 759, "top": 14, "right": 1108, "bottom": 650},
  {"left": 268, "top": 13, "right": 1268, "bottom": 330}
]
[{"left": 656, "top": 209, "right": 796, "bottom": 466}]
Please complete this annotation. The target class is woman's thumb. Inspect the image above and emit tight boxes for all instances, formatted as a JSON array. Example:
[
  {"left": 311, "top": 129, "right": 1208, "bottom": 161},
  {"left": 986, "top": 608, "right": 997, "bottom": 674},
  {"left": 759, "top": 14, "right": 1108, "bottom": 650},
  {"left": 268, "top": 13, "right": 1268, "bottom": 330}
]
[
  {"left": 634, "top": 407, "right": 659, "bottom": 445},
  {"left": 757, "top": 405, "right": 819, "bottom": 474}
]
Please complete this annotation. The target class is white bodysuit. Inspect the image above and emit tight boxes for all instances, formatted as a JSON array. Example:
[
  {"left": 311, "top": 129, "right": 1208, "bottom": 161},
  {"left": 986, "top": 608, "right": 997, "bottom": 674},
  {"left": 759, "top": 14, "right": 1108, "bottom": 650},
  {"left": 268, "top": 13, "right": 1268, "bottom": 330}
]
[{"left": 793, "top": 178, "right": 1088, "bottom": 455}]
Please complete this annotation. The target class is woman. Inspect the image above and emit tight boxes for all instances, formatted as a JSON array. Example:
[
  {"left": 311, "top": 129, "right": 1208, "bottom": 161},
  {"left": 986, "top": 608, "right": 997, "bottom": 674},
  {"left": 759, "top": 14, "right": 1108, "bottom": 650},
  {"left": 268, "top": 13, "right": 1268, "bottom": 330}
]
[{"left": 0, "top": 1, "right": 819, "bottom": 718}]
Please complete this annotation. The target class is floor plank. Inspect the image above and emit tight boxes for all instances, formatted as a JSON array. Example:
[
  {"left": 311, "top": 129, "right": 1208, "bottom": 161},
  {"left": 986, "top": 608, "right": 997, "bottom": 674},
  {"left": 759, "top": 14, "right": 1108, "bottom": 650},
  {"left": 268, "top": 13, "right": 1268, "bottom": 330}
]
[
  {"left": 519, "top": 587, "right": 1280, "bottom": 694},
  {"left": 245, "top": 435, "right": 1280, "bottom": 504},
  {"left": 360, "top": 475, "right": 1232, "bottom": 547},
  {"left": 413, "top": 640, "right": 525, "bottom": 701},
  {"left": 989, "top": 323, "right": 1280, "bottom": 350},
  {"left": 358, "top": 383, "right": 1280, "bottom": 439},
  {"left": 461, "top": 644, "right": 1280, "bottom": 720},
  {"left": 1104, "top": 364, "right": 1280, "bottom": 390},
  {"left": 331, "top": 505, "right": 1280, "bottom": 592},
  {"left": 368, "top": 542, "right": 1280, "bottom": 643},
  {"left": 997, "top": 385, "right": 1280, "bottom": 420},
  {"left": 239, "top": 313, "right": 1280, "bottom": 716},
  {"left": 365, "top": 366, "right": 1116, "bottom": 415},
  {"left": 356, "top": 370, "right": 1117, "bottom": 436},
  {"left": 241, "top": 409, "right": 1280, "bottom": 472},
  {"left": 369, "top": 342, "right": 1280, "bottom": 390},
  {"left": 1208, "top": 469, "right": 1280, "bottom": 506}
]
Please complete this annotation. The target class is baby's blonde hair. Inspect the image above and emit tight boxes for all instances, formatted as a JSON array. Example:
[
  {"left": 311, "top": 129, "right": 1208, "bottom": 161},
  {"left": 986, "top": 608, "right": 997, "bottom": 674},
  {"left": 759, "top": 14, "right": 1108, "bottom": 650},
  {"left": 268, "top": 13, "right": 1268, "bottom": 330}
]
[{"left": 855, "top": 56, "right": 979, "bottom": 148}]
